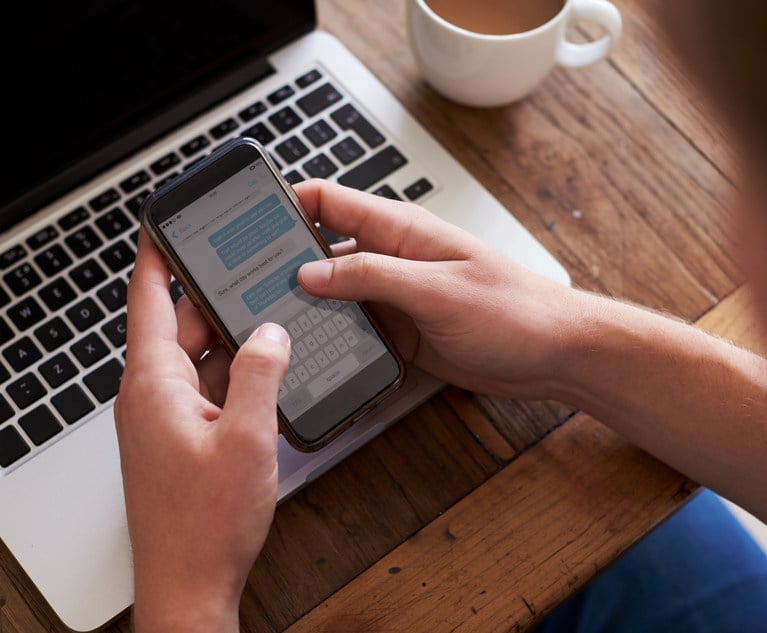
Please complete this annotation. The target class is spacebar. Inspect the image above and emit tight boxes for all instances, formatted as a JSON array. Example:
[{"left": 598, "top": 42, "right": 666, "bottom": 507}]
[
  {"left": 337, "top": 146, "right": 407, "bottom": 191},
  {"left": 307, "top": 354, "right": 360, "bottom": 398}
]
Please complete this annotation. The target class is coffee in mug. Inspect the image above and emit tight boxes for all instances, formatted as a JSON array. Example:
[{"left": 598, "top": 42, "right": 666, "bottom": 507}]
[
  {"left": 425, "top": 0, "right": 565, "bottom": 36},
  {"left": 407, "top": 0, "right": 622, "bottom": 107}
]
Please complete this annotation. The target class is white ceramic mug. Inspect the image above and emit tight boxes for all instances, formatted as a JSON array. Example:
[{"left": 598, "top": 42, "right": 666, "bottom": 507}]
[{"left": 407, "top": 0, "right": 622, "bottom": 107}]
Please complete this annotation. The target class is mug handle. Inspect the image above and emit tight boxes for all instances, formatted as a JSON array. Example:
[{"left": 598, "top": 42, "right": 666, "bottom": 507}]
[{"left": 555, "top": 0, "right": 622, "bottom": 68}]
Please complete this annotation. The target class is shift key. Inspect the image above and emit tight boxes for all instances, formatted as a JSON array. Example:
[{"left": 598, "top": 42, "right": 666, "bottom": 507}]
[
  {"left": 84, "top": 358, "right": 123, "bottom": 403},
  {"left": 337, "top": 147, "right": 407, "bottom": 191}
]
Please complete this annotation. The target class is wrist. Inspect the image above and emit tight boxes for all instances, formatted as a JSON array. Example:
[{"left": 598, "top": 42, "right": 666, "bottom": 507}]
[
  {"left": 502, "top": 285, "right": 613, "bottom": 404},
  {"left": 132, "top": 563, "right": 243, "bottom": 633},
  {"left": 548, "top": 290, "right": 688, "bottom": 413},
  {"left": 133, "top": 591, "right": 240, "bottom": 633}
]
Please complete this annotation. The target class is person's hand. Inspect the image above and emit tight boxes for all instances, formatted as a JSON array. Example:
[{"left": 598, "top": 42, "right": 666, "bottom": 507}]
[
  {"left": 114, "top": 232, "right": 290, "bottom": 633},
  {"left": 294, "top": 179, "right": 580, "bottom": 400}
]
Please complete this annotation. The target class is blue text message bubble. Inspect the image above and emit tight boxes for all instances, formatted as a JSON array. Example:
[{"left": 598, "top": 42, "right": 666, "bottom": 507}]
[
  {"left": 215, "top": 207, "right": 296, "bottom": 271},
  {"left": 241, "top": 248, "right": 317, "bottom": 314},
  {"left": 208, "top": 193, "right": 280, "bottom": 248}
]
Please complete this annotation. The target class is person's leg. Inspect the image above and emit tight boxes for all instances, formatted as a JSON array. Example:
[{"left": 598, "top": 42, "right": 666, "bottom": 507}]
[{"left": 532, "top": 489, "right": 767, "bottom": 633}]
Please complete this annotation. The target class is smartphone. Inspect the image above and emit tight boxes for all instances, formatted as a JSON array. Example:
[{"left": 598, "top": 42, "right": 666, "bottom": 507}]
[{"left": 140, "top": 137, "right": 405, "bottom": 451}]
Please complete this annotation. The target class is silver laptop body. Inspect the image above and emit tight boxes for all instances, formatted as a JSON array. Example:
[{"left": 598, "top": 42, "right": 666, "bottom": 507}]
[{"left": 0, "top": 4, "right": 568, "bottom": 630}]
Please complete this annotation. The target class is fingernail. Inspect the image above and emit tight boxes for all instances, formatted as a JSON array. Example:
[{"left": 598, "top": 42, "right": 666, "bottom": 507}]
[
  {"left": 253, "top": 322, "right": 290, "bottom": 348},
  {"left": 300, "top": 260, "right": 333, "bottom": 288}
]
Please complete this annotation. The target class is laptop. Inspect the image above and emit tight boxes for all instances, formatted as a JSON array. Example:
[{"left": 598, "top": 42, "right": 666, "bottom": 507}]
[{"left": 0, "top": 2, "right": 570, "bottom": 630}]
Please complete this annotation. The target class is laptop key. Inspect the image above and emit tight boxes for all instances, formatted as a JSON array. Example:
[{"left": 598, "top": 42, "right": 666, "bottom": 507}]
[
  {"left": 97, "top": 279, "right": 128, "bottom": 312},
  {"left": 39, "top": 352, "right": 78, "bottom": 388},
  {"left": 26, "top": 225, "right": 59, "bottom": 251},
  {"left": 99, "top": 240, "right": 135, "bottom": 273},
  {"left": 125, "top": 189, "right": 150, "bottom": 218},
  {"left": 4, "top": 262, "right": 42, "bottom": 296},
  {"left": 155, "top": 172, "right": 179, "bottom": 189},
  {"left": 3, "top": 337, "right": 43, "bottom": 372},
  {"left": 269, "top": 106, "right": 302, "bottom": 134},
  {"left": 65, "top": 226, "right": 103, "bottom": 258},
  {"left": 303, "top": 154, "right": 338, "bottom": 179},
  {"left": 19, "top": 405, "right": 62, "bottom": 446},
  {"left": 372, "top": 184, "right": 402, "bottom": 201},
  {"left": 0, "top": 316, "right": 13, "bottom": 345},
  {"left": 303, "top": 120, "right": 337, "bottom": 147},
  {"left": 120, "top": 170, "right": 151, "bottom": 194},
  {"left": 296, "top": 69, "right": 322, "bottom": 88},
  {"left": 89, "top": 188, "right": 121, "bottom": 212},
  {"left": 210, "top": 118, "right": 239, "bottom": 139},
  {"left": 331, "top": 104, "right": 385, "bottom": 148},
  {"left": 34, "top": 316, "right": 75, "bottom": 352},
  {"left": 96, "top": 208, "right": 132, "bottom": 239},
  {"left": 180, "top": 135, "right": 211, "bottom": 157},
  {"left": 268, "top": 85, "right": 295, "bottom": 105},
  {"left": 284, "top": 170, "right": 304, "bottom": 185},
  {"left": 7, "top": 372, "right": 46, "bottom": 408},
  {"left": 58, "top": 206, "right": 90, "bottom": 231},
  {"left": 71, "top": 332, "right": 109, "bottom": 368},
  {"left": 0, "top": 393, "right": 13, "bottom": 421},
  {"left": 52, "top": 384, "right": 95, "bottom": 425},
  {"left": 38, "top": 277, "right": 77, "bottom": 311},
  {"left": 84, "top": 358, "right": 123, "bottom": 403},
  {"left": 0, "top": 426, "right": 30, "bottom": 468},
  {"left": 169, "top": 280, "right": 184, "bottom": 304},
  {"left": 0, "top": 244, "right": 27, "bottom": 270},
  {"left": 238, "top": 101, "right": 267, "bottom": 122},
  {"left": 0, "top": 286, "right": 10, "bottom": 308},
  {"left": 242, "top": 122, "right": 276, "bottom": 146},
  {"left": 330, "top": 137, "right": 365, "bottom": 165},
  {"left": 69, "top": 259, "right": 107, "bottom": 292},
  {"left": 150, "top": 152, "right": 181, "bottom": 176},
  {"left": 66, "top": 297, "right": 105, "bottom": 332},
  {"left": 7, "top": 296, "right": 46, "bottom": 331},
  {"left": 296, "top": 83, "right": 343, "bottom": 117},
  {"left": 34, "top": 244, "right": 73, "bottom": 277},
  {"left": 337, "top": 146, "right": 408, "bottom": 191},
  {"left": 275, "top": 136, "right": 310, "bottom": 164},
  {"left": 102, "top": 312, "right": 127, "bottom": 347},
  {"left": 404, "top": 178, "right": 434, "bottom": 200}
]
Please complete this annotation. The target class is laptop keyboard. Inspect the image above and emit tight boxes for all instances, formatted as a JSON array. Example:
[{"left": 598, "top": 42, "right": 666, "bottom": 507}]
[{"left": 0, "top": 67, "right": 435, "bottom": 472}]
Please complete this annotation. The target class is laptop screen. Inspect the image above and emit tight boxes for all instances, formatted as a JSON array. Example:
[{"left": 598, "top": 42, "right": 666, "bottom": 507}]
[{"left": 1, "top": 0, "right": 315, "bottom": 232}]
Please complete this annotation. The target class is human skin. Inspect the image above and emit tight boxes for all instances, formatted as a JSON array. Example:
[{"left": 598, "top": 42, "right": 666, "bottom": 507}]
[
  {"left": 295, "top": 179, "right": 767, "bottom": 523},
  {"left": 115, "top": 232, "right": 291, "bottom": 632},
  {"left": 117, "top": 5, "right": 767, "bottom": 620},
  {"left": 116, "top": 173, "right": 767, "bottom": 631}
]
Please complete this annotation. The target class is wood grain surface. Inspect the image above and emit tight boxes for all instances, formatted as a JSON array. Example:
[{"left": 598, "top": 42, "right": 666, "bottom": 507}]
[{"left": 0, "top": 0, "right": 751, "bottom": 631}]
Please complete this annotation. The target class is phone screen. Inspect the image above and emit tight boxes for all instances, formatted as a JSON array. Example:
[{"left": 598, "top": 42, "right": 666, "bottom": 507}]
[{"left": 152, "top": 148, "right": 401, "bottom": 446}]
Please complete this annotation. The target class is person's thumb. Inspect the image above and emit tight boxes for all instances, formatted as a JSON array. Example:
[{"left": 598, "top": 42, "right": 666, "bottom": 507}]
[
  {"left": 298, "top": 252, "right": 433, "bottom": 314},
  {"left": 222, "top": 322, "right": 291, "bottom": 443}
]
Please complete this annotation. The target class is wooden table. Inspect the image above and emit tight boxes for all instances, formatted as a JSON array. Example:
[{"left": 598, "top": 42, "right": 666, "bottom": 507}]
[{"left": 2, "top": 0, "right": 759, "bottom": 631}]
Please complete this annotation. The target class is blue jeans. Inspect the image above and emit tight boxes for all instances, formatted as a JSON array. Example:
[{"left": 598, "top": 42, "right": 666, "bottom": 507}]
[{"left": 532, "top": 489, "right": 767, "bottom": 633}]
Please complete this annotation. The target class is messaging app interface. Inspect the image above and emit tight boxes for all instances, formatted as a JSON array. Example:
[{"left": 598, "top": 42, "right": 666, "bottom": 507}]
[{"left": 161, "top": 158, "right": 388, "bottom": 420}]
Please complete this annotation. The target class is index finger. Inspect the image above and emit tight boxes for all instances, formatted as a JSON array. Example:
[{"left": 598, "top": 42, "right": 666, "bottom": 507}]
[
  {"left": 125, "top": 230, "right": 178, "bottom": 363},
  {"left": 293, "top": 179, "right": 474, "bottom": 261}
]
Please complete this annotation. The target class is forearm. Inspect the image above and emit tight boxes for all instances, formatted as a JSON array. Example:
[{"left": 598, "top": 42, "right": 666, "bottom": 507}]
[{"left": 551, "top": 291, "right": 767, "bottom": 520}]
